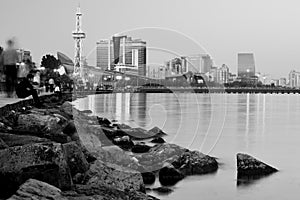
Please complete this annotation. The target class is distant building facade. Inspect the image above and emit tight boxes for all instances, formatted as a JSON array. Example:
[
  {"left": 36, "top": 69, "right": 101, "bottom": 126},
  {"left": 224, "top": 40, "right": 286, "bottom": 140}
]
[
  {"left": 279, "top": 78, "right": 287, "bottom": 87},
  {"left": 217, "top": 64, "right": 229, "bottom": 84},
  {"left": 289, "top": 70, "right": 300, "bottom": 88},
  {"left": 96, "top": 36, "right": 146, "bottom": 76},
  {"left": 237, "top": 53, "right": 255, "bottom": 78}
]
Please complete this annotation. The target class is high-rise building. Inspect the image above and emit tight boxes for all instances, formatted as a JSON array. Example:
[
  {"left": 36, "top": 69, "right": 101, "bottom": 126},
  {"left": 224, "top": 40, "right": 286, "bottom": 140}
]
[
  {"left": 186, "top": 54, "right": 212, "bottom": 73},
  {"left": 217, "top": 64, "right": 229, "bottom": 84},
  {"left": 289, "top": 70, "right": 300, "bottom": 88},
  {"left": 279, "top": 78, "right": 287, "bottom": 87},
  {"left": 237, "top": 53, "right": 255, "bottom": 78},
  {"left": 96, "top": 36, "right": 146, "bottom": 76}
]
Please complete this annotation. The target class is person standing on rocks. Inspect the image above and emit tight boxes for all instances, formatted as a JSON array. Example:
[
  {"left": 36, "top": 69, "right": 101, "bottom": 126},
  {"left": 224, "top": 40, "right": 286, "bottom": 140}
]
[{"left": 0, "top": 39, "right": 19, "bottom": 98}]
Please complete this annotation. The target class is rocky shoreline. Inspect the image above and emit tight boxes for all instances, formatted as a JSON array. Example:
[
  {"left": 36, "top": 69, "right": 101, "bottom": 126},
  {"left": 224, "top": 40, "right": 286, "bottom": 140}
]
[{"left": 0, "top": 93, "right": 278, "bottom": 199}]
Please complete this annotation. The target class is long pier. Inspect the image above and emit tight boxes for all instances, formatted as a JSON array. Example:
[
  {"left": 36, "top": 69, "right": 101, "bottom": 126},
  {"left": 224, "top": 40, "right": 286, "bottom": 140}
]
[{"left": 135, "top": 87, "right": 300, "bottom": 94}]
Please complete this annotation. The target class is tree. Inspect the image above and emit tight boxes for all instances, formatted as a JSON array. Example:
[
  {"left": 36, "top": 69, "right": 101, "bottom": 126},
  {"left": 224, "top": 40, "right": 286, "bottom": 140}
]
[{"left": 41, "top": 54, "right": 59, "bottom": 70}]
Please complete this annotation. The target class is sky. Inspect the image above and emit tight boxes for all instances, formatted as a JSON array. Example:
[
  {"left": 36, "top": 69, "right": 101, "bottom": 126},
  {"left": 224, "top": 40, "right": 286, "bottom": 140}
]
[{"left": 1, "top": 0, "right": 300, "bottom": 78}]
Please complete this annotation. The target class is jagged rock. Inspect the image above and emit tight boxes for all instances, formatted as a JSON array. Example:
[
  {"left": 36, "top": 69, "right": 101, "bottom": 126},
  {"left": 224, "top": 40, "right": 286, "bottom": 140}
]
[
  {"left": 158, "top": 163, "right": 184, "bottom": 186},
  {"left": 0, "top": 132, "right": 50, "bottom": 147},
  {"left": 84, "top": 160, "right": 145, "bottom": 192},
  {"left": 237, "top": 153, "right": 278, "bottom": 176},
  {"left": 117, "top": 123, "right": 132, "bottom": 130},
  {"left": 152, "top": 186, "right": 173, "bottom": 194},
  {"left": 172, "top": 151, "right": 218, "bottom": 176},
  {"left": 62, "top": 142, "right": 90, "bottom": 177},
  {"left": 0, "top": 138, "right": 8, "bottom": 149},
  {"left": 148, "top": 127, "right": 167, "bottom": 137},
  {"left": 0, "top": 142, "right": 72, "bottom": 198},
  {"left": 132, "top": 144, "right": 151, "bottom": 153},
  {"left": 150, "top": 137, "right": 166, "bottom": 144},
  {"left": 8, "top": 179, "right": 67, "bottom": 200},
  {"left": 137, "top": 143, "right": 187, "bottom": 171},
  {"left": 141, "top": 172, "right": 156, "bottom": 185}
]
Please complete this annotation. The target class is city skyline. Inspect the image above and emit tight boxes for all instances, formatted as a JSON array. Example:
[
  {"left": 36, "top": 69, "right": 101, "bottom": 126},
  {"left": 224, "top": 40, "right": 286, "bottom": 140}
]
[{"left": 1, "top": 0, "right": 300, "bottom": 79}]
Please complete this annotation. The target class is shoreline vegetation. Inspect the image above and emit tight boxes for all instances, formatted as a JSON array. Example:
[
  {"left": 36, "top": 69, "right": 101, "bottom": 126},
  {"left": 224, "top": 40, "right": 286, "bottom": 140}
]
[{"left": 0, "top": 93, "right": 278, "bottom": 200}]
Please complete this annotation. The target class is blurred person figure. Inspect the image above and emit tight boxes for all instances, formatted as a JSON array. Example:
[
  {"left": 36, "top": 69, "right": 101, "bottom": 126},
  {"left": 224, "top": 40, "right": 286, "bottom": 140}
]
[
  {"left": 48, "top": 78, "right": 55, "bottom": 92},
  {"left": 0, "top": 39, "right": 19, "bottom": 97},
  {"left": 16, "top": 73, "right": 41, "bottom": 107}
]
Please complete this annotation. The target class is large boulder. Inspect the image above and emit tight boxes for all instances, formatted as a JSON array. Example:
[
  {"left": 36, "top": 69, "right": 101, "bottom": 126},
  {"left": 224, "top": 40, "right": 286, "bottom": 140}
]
[
  {"left": 62, "top": 142, "right": 90, "bottom": 177},
  {"left": 84, "top": 160, "right": 145, "bottom": 192},
  {"left": 0, "top": 142, "right": 72, "bottom": 198},
  {"left": 158, "top": 163, "right": 184, "bottom": 186},
  {"left": 17, "top": 113, "right": 69, "bottom": 143},
  {"left": 136, "top": 143, "right": 187, "bottom": 171},
  {"left": 0, "top": 132, "right": 50, "bottom": 147},
  {"left": 172, "top": 151, "right": 218, "bottom": 176},
  {"left": 237, "top": 153, "right": 278, "bottom": 176},
  {"left": 8, "top": 179, "right": 67, "bottom": 200}
]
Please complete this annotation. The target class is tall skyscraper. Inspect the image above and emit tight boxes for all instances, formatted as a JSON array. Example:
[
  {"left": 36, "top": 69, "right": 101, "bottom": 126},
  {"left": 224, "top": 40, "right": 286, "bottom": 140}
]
[
  {"left": 237, "top": 53, "right": 255, "bottom": 78},
  {"left": 96, "top": 36, "right": 146, "bottom": 76},
  {"left": 289, "top": 70, "right": 300, "bottom": 88}
]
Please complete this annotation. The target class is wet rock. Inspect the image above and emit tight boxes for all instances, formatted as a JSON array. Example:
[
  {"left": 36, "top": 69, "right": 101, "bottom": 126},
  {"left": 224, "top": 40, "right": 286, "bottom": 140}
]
[
  {"left": 113, "top": 135, "right": 134, "bottom": 150},
  {"left": 132, "top": 144, "right": 151, "bottom": 153},
  {"left": 84, "top": 160, "right": 145, "bottom": 192},
  {"left": 8, "top": 179, "right": 67, "bottom": 200},
  {"left": 152, "top": 186, "right": 173, "bottom": 194},
  {"left": 0, "top": 142, "right": 72, "bottom": 198},
  {"left": 172, "top": 151, "right": 218, "bottom": 176},
  {"left": 97, "top": 116, "right": 111, "bottom": 127},
  {"left": 141, "top": 172, "right": 156, "bottom": 185},
  {"left": 150, "top": 137, "right": 166, "bottom": 144},
  {"left": 158, "top": 163, "right": 184, "bottom": 186},
  {"left": 237, "top": 153, "right": 278, "bottom": 176},
  {"left": 0, "top": 132, "right": 50, "bottom": 147},
  {"left": 62, "top": 142, "right": 90, "bottom": 177}
]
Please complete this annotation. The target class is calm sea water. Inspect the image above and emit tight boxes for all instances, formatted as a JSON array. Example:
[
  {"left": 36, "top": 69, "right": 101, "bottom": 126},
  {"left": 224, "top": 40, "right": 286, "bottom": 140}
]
[{"left": 74, "top": 93, "right": 300, "bottom": 200}]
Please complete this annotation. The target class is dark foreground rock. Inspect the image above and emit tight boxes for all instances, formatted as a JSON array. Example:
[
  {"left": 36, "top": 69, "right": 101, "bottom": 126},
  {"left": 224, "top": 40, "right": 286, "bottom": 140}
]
[
  {"left": 0, "top": 142, "right": 72, "bottom": 198},
  {"left": 158, "top": 163, "right": 184, "bottom": 186},
  {"left": 150, "top": 137, "right": 166, "bottom": 144},
  {"left": 141, "top": 172, "right": 156, "bottom": 185},
  {"left": 237, "top": 153, "right": 278, "bottom": 176}
]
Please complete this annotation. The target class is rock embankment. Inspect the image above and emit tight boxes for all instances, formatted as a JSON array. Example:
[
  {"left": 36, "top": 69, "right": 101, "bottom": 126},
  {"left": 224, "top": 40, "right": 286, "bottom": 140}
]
[{"left": 0, "top": 94, "right": 156, "bottom": 200}]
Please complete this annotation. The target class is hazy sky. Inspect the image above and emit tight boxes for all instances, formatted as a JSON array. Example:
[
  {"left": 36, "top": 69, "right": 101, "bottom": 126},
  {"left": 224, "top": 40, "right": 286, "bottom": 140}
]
[{"left": 1, "top": 0, "right": 300, "bottom": 78}]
